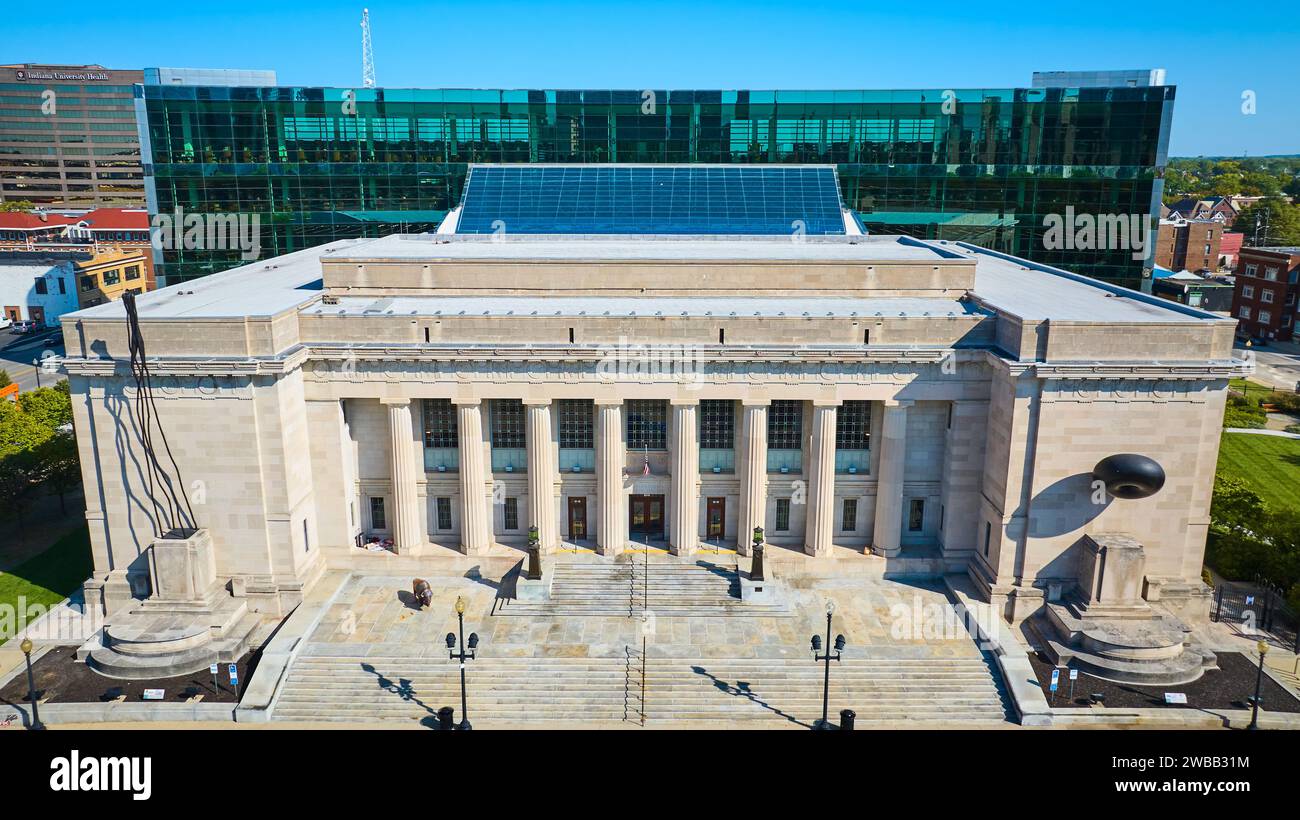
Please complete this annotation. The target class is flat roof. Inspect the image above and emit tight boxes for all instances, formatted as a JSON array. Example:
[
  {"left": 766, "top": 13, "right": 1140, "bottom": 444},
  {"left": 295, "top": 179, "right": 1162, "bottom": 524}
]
[
  {"left": 306, "top": 295, "right": 985, "bottom": 320},
  {"left": 66, "top": 234, "right": 1225, "bottom": 327},
  {"left": 323, "top": 233, "right": 954, "bottom": 263}
]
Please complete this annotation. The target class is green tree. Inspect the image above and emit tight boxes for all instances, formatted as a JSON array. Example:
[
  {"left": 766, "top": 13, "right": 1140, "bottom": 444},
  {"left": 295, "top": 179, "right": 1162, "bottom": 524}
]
[
  {"left": 0, "top": 402, "right": 52, "bottom": 530},
  {"left": 34, "top": 431, "right": 81, "bottom": 515},
  {"left": 17, "top": 384, "right": 73, "bottom": 432},
  {"left": 1233, "top": 197, "right": 1300, "bottom": 245},
  {"left": 1210, "top": 472, "right": 1267, "bottom": 532},
  {"left": 0, "top": 200, "right": 35, "bottom": 213},
  {"left": 0, "top": 370, "right": 10, "bottom": 388}
]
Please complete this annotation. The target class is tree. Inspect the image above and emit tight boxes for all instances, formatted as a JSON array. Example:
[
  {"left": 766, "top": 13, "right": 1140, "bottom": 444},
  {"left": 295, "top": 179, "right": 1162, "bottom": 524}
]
[
  {"left": 1210, "top": 472, "right": 1266, "bottom": 532},
  {"left": 34, "top": 432, "right": 80, "bottom": 515},
  {"left": 1233, "top": 197, "right": 1300, "bottom": 246},
  {"left": 0, "top": 402, "right": 52, "bottom": 531},
  {"left": 17, "top": 384, "right": 73, "bottom": 432},
  {"left": 0, "top": 370, "right": 10, "bottom": 388},
  {"left": 0, "top": 200, "right": 35, "bottom": 213}
]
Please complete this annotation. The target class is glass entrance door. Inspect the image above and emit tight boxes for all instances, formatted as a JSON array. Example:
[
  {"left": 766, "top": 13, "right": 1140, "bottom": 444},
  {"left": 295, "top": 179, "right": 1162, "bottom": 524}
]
[
  {"left": 706, "top": 497, "right": 725, "bottom": 541},
  {"left": 568, "top": 496, "right": 587, "bottom": 541},
  {"left": 629, "top": 494, "right": 665, "bottom": 542}
]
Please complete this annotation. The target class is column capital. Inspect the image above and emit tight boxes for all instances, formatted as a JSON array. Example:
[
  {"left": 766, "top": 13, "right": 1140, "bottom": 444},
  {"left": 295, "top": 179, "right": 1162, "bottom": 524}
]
[
  {"left": 669, "top": 397, "right": 700, "bottom": 407},
  {"left": 882, "top": 398, "right": 914, "bottom": 409},
  {"left": 522, "top": 398, "right": 552, "bottom": 407},
  {"left": 380, "top": 397, "right": 413, "bottom": 407},
  {"left": 811, "top": 399, "right": 842, "bottom": 408},
  {"left": 740, "top": 398, "right": 771, "bottom": 407},
  {"left": 594, "top": 398, "right": 624, "bottom": 407},
  {"left": 451, "top": 398, "right": 482, "bottom": 407}
]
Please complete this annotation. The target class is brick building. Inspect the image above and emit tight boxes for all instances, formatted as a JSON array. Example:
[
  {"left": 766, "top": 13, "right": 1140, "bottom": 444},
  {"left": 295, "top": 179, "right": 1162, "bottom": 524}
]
[
  {"left": 1230, "top": 246, "right": 1300, "bottom": 340},
  {"left": 1155, "top": 216, "right": 1222, "bottom": 272}
]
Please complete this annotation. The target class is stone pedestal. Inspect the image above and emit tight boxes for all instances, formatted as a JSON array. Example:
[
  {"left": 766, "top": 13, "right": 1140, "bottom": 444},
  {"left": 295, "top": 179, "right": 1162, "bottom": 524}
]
[
  {"left": 1031, "top": 533, "right": 1217, "bottom": 685},
  {"left": 147, "top": 529, "right": 220, "bottom": 605}
]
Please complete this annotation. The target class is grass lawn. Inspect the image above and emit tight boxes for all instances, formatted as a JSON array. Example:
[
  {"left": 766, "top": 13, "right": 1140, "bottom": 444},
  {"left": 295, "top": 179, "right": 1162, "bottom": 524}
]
[
  {"left": 1217, "top": 432, "right": 1300, "bottom": 514},
  {"left": 0, "top": 524, "right": 93, "bottom": 645}
]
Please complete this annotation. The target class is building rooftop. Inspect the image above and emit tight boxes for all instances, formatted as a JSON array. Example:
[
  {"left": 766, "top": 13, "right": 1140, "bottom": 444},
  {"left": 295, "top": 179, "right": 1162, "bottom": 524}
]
[{"left": 69, "top": 233, "right": 1225, "bottom": 328}]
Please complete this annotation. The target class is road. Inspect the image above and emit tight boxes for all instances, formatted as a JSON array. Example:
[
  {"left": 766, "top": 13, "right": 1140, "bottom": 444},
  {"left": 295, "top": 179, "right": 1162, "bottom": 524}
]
[
  {"left": 0, "top": 328, "right": 66, "bottom": 393},
  {"left": 1242, "top": 343, "right": 1300, "bottom": 392}
]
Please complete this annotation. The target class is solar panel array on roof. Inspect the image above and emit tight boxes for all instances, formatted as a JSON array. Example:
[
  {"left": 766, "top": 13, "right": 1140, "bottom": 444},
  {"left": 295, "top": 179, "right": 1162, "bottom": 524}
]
[{"left": 455, "top": 165, "right": 846, "bottom": 236}]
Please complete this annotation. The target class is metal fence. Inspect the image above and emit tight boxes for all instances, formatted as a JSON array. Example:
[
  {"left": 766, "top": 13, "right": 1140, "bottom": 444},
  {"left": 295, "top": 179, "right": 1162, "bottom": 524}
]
[{"left": 1212, "top": 580, "right": 1300, "bottom": 653}]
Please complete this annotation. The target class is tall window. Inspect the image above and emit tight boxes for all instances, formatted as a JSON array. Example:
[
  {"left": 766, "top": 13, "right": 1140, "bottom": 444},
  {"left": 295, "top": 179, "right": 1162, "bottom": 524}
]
[
  {"left": 369, "top": 497, "right": 387, "bottom": 530},
  {"left": 558, "top": 399, "right": 594, "bottom": 448},
  {"left": 775, "top": 498, "right": 791, "bottom": 532},
  {"left": 700, "top": 400, "right": 735, "bottom": 448},
  {"left": 626, "top": 400, "right": 667, "bottom": 450},
  {"left": 908, "top": 499, "right": 925, "bottom": 532},
  {"left": 504, "top": 497, "right": 519, "bottom": 531},
  {"left": 436, "top": 497, "right": 452, "bottom": 530},
  {"left": 768, "top": 400, "right": 803, "bottom": 449},
  {"left": 491, "top": 399, "right": 526, "bottom": 447},
  {"left": 423, "top": 399, "right": 458, "bottom": 447},
  {"left": 842, "top": 498, "right": 858, "bottom": 532},
  {"left": 836, "top": 401, "right": 871, "bottom": 450}
]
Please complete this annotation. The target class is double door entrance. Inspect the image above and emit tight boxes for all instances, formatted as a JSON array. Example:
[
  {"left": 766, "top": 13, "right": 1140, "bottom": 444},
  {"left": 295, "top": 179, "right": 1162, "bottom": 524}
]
[
  {"left": 629, "top": 494, "right": 665, "bottom": 542},
  {"left": 626, "top": 495, "right": 727, "bottom": 543}
]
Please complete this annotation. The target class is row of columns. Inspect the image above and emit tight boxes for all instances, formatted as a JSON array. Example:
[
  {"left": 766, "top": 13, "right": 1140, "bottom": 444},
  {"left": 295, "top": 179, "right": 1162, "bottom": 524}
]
[{"left": 379, "top": 396, "right": 912, "bottom": 558}]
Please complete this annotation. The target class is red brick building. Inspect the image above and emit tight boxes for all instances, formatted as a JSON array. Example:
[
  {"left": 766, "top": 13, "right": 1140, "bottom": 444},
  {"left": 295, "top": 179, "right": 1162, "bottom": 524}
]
[
  {"left": 1156, "top": 217, "right": 1222, "bottom": 272},
  {"left": 1230, "top": 246, "right": 1300, "bottom": 340}
]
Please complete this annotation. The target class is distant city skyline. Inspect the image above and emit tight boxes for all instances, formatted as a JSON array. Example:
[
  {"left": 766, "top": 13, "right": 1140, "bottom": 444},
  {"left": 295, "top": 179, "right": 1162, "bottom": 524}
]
[{"left": 7, "top": 0, "right": 1298, "bottom": 157}]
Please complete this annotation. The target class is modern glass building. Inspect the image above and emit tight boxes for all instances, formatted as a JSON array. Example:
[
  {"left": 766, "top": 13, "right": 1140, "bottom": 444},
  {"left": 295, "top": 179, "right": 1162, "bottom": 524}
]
[{"left": 138, "top": 83, "right": 1174, "bottom": 287}]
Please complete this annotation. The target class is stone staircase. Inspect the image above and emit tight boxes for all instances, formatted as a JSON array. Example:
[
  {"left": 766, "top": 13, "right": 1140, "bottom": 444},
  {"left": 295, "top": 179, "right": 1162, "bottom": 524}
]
[
  {"left": 270, "top": 654, "right": 1010, "bottom": 725},
  {"left": 498, "top": 559, "right": 788, "bottom": 617}
]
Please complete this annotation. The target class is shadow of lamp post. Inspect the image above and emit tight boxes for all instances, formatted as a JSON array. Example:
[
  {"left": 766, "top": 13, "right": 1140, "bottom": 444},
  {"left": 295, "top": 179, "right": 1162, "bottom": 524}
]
[
  {"left": 19, "top": 637, "right": 44, "bottom": 731},
  {"left": 445, "top": 596, "right": 479, "bottom": 731},
  {"left": 1248, "top": 640, "right": 1269, "bottom": 730},
  {"left": 810, "top": 599, "right": 846, "bottom": 731}
]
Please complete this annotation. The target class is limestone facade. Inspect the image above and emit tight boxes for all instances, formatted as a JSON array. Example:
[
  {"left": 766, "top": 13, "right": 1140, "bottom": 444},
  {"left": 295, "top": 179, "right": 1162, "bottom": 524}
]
[{"left": 61, "top": 235, "right": 1244, "bottom": 623}]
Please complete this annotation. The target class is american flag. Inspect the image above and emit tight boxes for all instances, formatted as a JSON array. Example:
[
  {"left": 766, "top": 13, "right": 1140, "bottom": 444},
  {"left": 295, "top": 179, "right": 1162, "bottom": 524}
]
[{"left": 641, "top": 446, "right": 651, "bottom": 476}]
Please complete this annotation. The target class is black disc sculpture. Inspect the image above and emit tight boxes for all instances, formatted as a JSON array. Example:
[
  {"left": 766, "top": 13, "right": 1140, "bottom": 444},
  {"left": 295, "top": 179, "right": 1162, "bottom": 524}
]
[{"left": 1091, "top": 454, "right": 1166, "bottom": 500}]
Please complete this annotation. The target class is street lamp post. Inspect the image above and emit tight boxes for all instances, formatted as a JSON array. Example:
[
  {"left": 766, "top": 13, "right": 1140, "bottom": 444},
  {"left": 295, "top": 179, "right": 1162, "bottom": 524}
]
[
  {"left": 810, "top": 599, "right": 846, "bottom": 731},
  {"left": 1248, "top": 640, "right": 1269, "bottom": 730},
  {"left": 18, "top": 637, "right": 44, "bottom": 730},
  {"left": 445, "top": 596, "right": 479, "bottom": 731}
]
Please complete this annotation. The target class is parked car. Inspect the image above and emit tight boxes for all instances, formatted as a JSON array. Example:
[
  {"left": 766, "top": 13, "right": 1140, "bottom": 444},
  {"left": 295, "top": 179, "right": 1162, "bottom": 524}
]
[
  {"left": 43, "top": 330, "right": 63, "bottom": 348},
  {"left": 10, "top": 320, "right": 38, "bottom": 334}
]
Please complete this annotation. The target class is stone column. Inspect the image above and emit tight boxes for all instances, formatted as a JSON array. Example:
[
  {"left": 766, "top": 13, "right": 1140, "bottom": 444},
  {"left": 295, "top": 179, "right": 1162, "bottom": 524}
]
[
  {"left": 455, "top": 399, "right": 490, "bottom": 555},
  {"left": 872, "top": 399, "right": 912, "bottom": 558},
  {"left": 736, "top": 400, "right": 769, "bottom": 556},
  {"left": 670, "top": 400, "right": 699, "bottom": 556},
  {"left": 804, "top": 401, "right": 838, "bottom": 558},
  {"left": 596, "top": 400, "right": 625, "bottom": 556},
  {"left": 525, "top": 400, "right": 558, "bottom": 553},
  {"left": 382, "top": 398, "right": 424, "bottom": 554}
]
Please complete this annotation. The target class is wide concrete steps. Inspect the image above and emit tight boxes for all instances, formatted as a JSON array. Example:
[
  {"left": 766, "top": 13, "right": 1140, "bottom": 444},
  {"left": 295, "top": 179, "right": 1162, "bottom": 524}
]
[
  {"left": 270, "top": 656, "right": 1009, "bottom": 725},
  {"left": 501, "top": 561, "right": 788, "bottom": 617}
]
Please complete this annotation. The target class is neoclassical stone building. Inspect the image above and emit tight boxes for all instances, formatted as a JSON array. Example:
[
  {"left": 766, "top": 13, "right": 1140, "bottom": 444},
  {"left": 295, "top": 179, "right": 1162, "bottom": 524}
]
[{"left": 62, "top": 224, "right": 1242, "bottom": 638}]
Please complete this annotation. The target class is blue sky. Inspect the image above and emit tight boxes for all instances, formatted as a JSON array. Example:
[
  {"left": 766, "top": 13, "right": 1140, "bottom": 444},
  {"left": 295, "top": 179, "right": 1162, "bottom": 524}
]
[{"left": 8, "top": 0, "right": 1298, "bottom": 156}]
